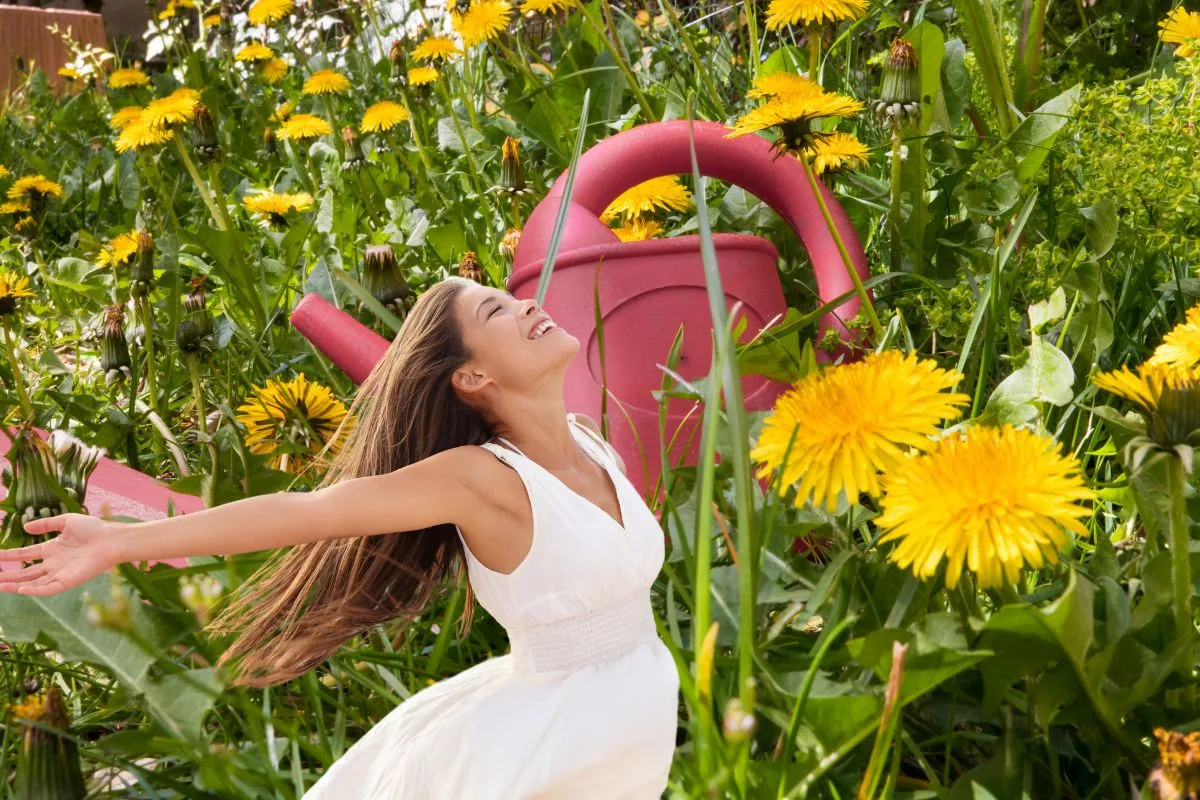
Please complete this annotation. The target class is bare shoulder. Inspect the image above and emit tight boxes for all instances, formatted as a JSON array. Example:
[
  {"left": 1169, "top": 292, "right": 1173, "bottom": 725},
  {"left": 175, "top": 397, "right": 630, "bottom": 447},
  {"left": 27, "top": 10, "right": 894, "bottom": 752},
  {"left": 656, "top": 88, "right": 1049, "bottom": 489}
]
[{"left": 436, "top": 444, "right": 528, "bottom": 518}]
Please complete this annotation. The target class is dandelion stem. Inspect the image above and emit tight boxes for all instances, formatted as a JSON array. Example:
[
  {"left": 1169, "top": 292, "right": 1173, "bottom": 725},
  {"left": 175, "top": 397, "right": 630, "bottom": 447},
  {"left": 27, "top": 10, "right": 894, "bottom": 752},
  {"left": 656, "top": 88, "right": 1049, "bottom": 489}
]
[
  {"left": 889, "top": 127, "right": 904, "bottom": 274},
  {"left": 173, "top": 135, "right": 226, "bottom": 231},
  {"left": 798, "top": 154, "right": 882, "bottom": 341},
  {"left": 1, "top": 317, "right": 34, "bottom": 420},
  {"left": 434, "top": 81, "right": 487, "bottom": 199},
  {"left": 1167, "top": 454, "right": 1194, "bottom": 675},
  {"left": 808, "top": 24, "right": 820, "bottom": 82},
  {"left": 137, "top": 297, "right": 161, "bottom": 418},
  {"left": 185, "top": 352, "right": 219, "bottom": 508},
  {"left": 743, "top": 0, "right": 761, "bottom": 80}
]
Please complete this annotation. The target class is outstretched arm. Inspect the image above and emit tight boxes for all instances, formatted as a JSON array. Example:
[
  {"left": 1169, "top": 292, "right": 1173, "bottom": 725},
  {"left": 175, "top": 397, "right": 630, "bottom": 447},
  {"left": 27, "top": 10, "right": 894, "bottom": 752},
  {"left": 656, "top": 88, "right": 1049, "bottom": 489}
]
[{"left": 0, "top": 446, "right": 497, "bottom": 596}]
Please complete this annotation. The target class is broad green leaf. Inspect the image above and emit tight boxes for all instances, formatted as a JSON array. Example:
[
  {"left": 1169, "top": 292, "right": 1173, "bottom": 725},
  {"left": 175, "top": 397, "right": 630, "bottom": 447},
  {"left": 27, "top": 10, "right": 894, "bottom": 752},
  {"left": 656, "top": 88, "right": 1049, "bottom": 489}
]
[
  {"left": 736, "top": 308, "right": 810, "bottom": 383},
  {"left": 0, "top": 574, "right": 221, "bottom": 742},
  {"left": 940, "top": 39, "right": 971, "bottom": 130},
  {"left": 1080, "top": 197, "right": 1118, "bottom": 258},
  {"left": 1009, "top": 84, "right": 1080, "bottom": 182},
  {"left": 979, "top": 334, "right": 1074, "bottom": 426},
  {"left": 436, "top": 116, "right": 487, "bottom": 153},
  {"left": 903, "top": 21, "right": 944, "bottom": 136}
]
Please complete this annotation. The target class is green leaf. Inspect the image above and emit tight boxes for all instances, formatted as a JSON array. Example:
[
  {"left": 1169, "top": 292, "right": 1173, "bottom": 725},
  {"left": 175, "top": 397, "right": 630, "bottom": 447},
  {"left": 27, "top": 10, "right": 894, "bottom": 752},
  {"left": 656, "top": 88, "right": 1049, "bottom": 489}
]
[
  {"left": 0, "top": 575, "right": 221, "bottom": 742},
  {"left": 1080, "top": 197, "right": 1118, "bottom": 259},
  {"left": 940, "top": 39, "right": 971, "bottom": 130},
  {"left": 903, "top": 21, "right": 945, "bottom": 136},
  {"left": 1008, "top": 84, "right": 1080, "bottom": 182},
  {"left": 979, "top": 334, "right": 1074, "bottom": 426},
  {"left": 735, "top": 308, "right": 812, "bottom": 383},
  {"left": 315, "top": 190, "right": 335, "bottom": 234},
  {"left": 436, "top": 117, "right": 487, "bottom": 153}
]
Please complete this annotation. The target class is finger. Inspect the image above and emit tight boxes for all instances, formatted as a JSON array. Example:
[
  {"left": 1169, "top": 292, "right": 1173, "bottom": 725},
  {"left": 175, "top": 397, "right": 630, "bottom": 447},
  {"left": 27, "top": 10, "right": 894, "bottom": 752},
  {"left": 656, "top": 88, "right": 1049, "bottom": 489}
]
[
  {"left": 1, "top": 543, "right": 46, "bottom": 561},
  {"left": 22, "top": 515, "right": 69, "bottom": 536},
  {"left": 0, "top": 564, "right": 47, "bottom": 586},
  {"left": 17, "top": 575, "right": 65, "bottom": 596}
]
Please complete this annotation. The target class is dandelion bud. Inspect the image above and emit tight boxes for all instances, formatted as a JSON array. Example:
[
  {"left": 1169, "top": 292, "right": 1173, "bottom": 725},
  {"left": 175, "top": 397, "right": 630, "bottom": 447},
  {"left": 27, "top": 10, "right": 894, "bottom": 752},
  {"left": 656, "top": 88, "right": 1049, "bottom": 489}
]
[
  {"left": 721, "top": 697, "right": 757, "bottom": 743},
  {"left": 11, "top": 687, "right": 87, "bottom": 800},
  {"left": 193, "top": 103, "right": 223, "bottom": 164},
  {"left": 6, "top": 423, "right": 70, "bottom": 532},
  {"left": 499, "top": 136, "right": 527, "bottom": 195},
  {"left": 100, "top": 304, "right": 132, "bottom": 387},
  {"left": 389, "top": 40, "right": 406, "bottom": 68},
  {"left": 500, "top": 227, "right": 521, "bottom": 262},
  {"left": 319, "top": 673, "right": 338, "bottom": 689},
  {"left": 46, "top": 430, "right": 104, "bottom": 506},
  {"left": 341, "top": 127, "right": 366, "bottom": 174},
  {"left": 458, "top": 251, "right": 484, "bottom": 284},
  {"left": 176, "top": 276, "right": 213, "bottom": 354},
  {"left": 131, "top": 231, "right": 156, "bottom": 298},
  {"left": 81, "top": 578, "right": 132, "bottom": 631},
  {"left": 1147, "top": 727, "right": 1200, "bottom": 800},
  {"left": 261, "top": 126, "right": 278, "bottom": 159},
  {"left": 363, "top": 244, "right": 413, "bottom": 316},
  {"left": 873, "top": 38, "right": 921, "bottom": 129}
]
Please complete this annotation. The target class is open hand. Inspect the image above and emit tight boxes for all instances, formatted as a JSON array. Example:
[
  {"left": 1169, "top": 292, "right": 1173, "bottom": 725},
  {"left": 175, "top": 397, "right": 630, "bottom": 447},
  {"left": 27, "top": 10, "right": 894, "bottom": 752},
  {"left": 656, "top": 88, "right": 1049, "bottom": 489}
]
[{"left": 0, "top": 513, "right": 120, "bottom": 596}]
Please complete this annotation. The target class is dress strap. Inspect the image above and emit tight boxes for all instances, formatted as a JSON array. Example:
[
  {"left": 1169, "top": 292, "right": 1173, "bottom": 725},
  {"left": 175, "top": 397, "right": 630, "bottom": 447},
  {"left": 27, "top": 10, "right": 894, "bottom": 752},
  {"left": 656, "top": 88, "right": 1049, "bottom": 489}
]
[{"left": 567, "top": 413, "right": 618, "bottom": 467}]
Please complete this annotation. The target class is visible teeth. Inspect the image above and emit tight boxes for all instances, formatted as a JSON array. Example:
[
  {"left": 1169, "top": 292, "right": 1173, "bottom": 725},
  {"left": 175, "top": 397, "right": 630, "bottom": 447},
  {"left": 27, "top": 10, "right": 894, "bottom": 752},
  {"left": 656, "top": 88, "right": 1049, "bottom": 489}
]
[{"left": 530, "top": 319, "right": 555, "bottom": 339}]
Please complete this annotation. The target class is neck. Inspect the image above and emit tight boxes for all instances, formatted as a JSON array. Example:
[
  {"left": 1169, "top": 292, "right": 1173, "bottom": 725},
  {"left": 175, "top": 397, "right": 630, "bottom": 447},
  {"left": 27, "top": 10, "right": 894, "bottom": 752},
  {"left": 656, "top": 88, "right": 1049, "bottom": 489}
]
[{"left": 489, "top": 388, "right": 585, "bottom": 471}]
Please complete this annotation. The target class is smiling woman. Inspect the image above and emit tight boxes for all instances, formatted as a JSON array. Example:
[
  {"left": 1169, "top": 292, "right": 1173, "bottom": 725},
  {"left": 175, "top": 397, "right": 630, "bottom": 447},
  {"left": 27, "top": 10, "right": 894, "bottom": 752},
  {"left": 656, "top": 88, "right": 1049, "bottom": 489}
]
[{"left": 1, "top": 277, "right": 680, "bottom": 799}]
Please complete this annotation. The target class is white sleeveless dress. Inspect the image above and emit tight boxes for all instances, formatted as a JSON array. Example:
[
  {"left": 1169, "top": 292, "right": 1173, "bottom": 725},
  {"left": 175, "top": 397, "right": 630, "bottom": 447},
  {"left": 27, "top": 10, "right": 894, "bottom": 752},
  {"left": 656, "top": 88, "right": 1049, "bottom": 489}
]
[{"left": 301, "top": 415, "right": 680, "bottom": 799}]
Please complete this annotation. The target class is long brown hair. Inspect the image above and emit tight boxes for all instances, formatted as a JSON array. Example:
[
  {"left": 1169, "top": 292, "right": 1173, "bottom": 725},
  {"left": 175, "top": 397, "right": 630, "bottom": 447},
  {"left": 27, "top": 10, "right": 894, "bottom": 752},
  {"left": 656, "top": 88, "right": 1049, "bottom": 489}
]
[{"left": 208, "top": 277, "right": 489, "bottom": 687}]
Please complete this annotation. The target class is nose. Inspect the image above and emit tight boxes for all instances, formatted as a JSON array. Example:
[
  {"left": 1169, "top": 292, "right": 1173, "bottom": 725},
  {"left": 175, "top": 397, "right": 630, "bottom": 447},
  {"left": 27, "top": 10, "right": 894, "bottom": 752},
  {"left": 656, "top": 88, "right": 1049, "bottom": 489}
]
[{"left": 520, "top": 298, "right": 539, "bottom": 316}]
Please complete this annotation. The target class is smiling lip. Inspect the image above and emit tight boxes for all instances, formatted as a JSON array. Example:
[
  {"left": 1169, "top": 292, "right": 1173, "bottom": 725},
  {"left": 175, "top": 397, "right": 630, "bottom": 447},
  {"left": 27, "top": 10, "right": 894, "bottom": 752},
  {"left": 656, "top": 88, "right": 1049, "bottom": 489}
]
[{"left": 527, "top": 316, "right": 558, "bottom": 340}]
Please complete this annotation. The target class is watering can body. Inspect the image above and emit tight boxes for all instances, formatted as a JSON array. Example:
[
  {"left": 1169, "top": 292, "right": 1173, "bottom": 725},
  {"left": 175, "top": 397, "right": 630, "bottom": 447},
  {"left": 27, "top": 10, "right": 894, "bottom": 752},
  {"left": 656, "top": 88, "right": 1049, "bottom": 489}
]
[{"left": 509, "top": 120, "right": 870, "bottom": 495}]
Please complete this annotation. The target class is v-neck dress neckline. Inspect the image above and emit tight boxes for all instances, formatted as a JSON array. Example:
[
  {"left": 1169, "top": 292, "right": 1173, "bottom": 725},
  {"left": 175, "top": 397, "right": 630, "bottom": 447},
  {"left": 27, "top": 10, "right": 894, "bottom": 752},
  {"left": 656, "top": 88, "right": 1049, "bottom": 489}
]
[{"left": 489, "top": 417, "right": 627, "bottom": 534}]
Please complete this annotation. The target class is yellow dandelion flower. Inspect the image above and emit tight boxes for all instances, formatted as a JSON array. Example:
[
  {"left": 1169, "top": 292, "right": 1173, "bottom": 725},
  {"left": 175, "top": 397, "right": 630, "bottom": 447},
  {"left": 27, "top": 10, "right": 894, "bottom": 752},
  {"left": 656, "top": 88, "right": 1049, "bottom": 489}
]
[
  {"left": 110, "top": 105, "right": 145, "bottom": 131},
  {"left": 727, "top": 89, "right": 864, "bottom": 154},
  {"left": 96, "top": 232, "right": 141, "bottom": 267},
  {"left": 13, "top": 216, "right": 36, "bottom": 234},
  {"left": 1092, "top": 361, "right": 1200, "bottom": 450},
  {"left": 235, "top": 42, "right": 275, "bottom": 62},
  {"left": 203, "top": 13, "right": 221, "bottom": 26},
  {"left": 236, "top": 373, "right": 354, "bottom": 474},
  {"left": 0, "top": 271, "right": 36, "bottom": 315},
  {"left": 303, "top": 69, "right": 352, "bottom": 95},
  {"left": 806, "top": 131, "right": 869, "bottom": 174},
  {"left": 750, "top": 350, "right": 969, "bottom": 512},
  {"left": 0, "top": 201, "right": 30, "bottom": 215},
  {"left": 764, "top": 0, "right": 869, "bottom": 30},
  {"left": 728, "top": 91, "right": 863, "bottom": 138},
  {"left": 1092, "top": 362, "right": 1200, "bottom": 417},
  {"left": 600, "top": 176, "right": 692, "bottom": 223},
  {"left": 116, "top": 117, "right": 174, "bottom": 152},
  {"left": 0, "top": 165, "right": 8, "bottom": 179},
  {"left": 261, "top": 57, "right": 289, "bottom": 84},
  {"left": 411, "top": 35, "right": 461, "bottom": 62},
  {"left": 611, "top": 218, "right": 664, "bottom": 242},
  {"left": 271, "top": 101, "right": 294, "bottom": 122},
  {"left": 7, "top": 176, "right": 64, "bottom": 201},
  {"left": 58, "top": 66, "right": 81, "bottom": 81},
  {"left": 1149, "top": 303, "right": 1200, "bottom": 372},
  {"left": 360, "top": 101, "right": 409, "bottom": 133},
  {"left": 522, "top": 0, "right": 579, "bottom": 13},
  {"left": 452, "top": 0, "right": 513, "bottom": 48},
  {"left": 108, "top": 68, "right": 150, "bottom": 89},
  {"left": 876, "top": 425, "right": 1094, "bottom": 590},
  {"left": 277, "top": 113, "right": 332, "bottom": 140},
  {"left": 1160, "top": 7, "right": 1200, "bottom": 58},
  {"left": 243, "top": 190, "right": 314, "bottom": 228},
  {"left": 746, "top": 71, "right": 823, "bottom": 101},
  {"left": 407, "top": 66, "right": 439, "bottom": 86},
  {"left": 141, "top": 87, "right": 199, "bottom": 129},
  {"left": 247, "top": 0, "right": 293, "bottom": 25}
]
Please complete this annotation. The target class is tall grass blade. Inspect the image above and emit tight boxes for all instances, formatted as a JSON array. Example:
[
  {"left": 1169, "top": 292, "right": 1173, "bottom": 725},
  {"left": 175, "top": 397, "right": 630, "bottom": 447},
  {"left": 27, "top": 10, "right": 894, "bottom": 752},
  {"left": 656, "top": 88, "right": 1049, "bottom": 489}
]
[{"left": 534, "top": 88, "right": 591, "bottom": 305}]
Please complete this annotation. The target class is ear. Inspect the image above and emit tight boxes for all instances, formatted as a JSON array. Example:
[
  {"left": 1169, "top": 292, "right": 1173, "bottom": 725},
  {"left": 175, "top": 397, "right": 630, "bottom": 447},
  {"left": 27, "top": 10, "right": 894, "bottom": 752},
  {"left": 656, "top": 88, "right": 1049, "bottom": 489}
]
[{"left": 452, "top": 365, "right": 494, "bottom": 395}]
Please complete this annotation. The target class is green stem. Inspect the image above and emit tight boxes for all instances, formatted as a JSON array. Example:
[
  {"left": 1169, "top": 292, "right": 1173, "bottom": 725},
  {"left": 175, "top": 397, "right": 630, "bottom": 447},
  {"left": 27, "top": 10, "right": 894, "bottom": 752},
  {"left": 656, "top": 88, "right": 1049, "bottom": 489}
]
[
  {"left": 434, "top": 81, "right": 487, "bottom": 199},
  {"left": 743, "top": 0, "right": 760, "bottom": 82},
  {"left": 889, "top": 127, "right": 904, "bottom": 274},
  {"left": 579, "top": 3, "right": 656, "bottom": 122},
  {"left": 808, "top": 23, "right": 820, "bottom": 82},
  {"left": 137, "top": 297, "right": 160, "bottom": 418},
  {"left": 1, "top": 318, "right": 33, "bottom": 420},
  {"left": 1168, "top": 454, "right": 1194, "bottom": 675},
  {"left": 185, "top": 353, "right": 219, "bottom": 508},
  {"left": 173, "top": 134, "right": 225, "bottom": 231},
  {"left": 798, "top": 154, "right": 883, "bottom": 341},
  {"left": 322, "top": 95, "right": 346, "bottom": 160}
]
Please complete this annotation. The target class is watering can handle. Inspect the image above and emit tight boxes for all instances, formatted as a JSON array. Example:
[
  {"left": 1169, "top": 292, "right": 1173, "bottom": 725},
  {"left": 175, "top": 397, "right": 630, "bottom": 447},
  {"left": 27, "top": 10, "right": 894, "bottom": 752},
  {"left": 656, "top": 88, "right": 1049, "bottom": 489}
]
[{"left": 533, "top": 120, "right": 870, "bottom": 337}]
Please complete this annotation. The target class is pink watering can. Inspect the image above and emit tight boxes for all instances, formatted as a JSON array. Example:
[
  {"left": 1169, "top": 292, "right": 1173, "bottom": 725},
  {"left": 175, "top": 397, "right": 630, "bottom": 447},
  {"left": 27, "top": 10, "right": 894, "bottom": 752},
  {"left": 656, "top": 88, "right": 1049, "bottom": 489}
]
[{"left": 291, "top": 121, "right": 869, "bottom": 496}]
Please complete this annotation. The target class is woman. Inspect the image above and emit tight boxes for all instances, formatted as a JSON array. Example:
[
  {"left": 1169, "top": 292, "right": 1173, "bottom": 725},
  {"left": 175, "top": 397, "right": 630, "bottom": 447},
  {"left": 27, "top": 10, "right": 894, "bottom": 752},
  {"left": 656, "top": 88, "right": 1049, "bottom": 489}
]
[{"left": 0, "top": 277, "right": 681, "bottom": 799}]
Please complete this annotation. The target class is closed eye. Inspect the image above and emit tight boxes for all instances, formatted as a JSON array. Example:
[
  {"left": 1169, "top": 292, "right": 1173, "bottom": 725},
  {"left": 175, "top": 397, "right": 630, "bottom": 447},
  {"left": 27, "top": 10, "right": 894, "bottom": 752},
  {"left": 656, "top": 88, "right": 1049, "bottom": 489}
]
[{"left": 487, "top": 305, "right": 501, "bottom": 319}]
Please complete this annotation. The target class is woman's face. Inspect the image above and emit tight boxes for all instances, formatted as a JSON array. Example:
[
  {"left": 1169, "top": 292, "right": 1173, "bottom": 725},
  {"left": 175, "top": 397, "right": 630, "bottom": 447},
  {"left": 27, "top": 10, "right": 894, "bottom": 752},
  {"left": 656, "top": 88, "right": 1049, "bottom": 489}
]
[{"left": 452, "top": 283, "right": 580, "bottom": 397}]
